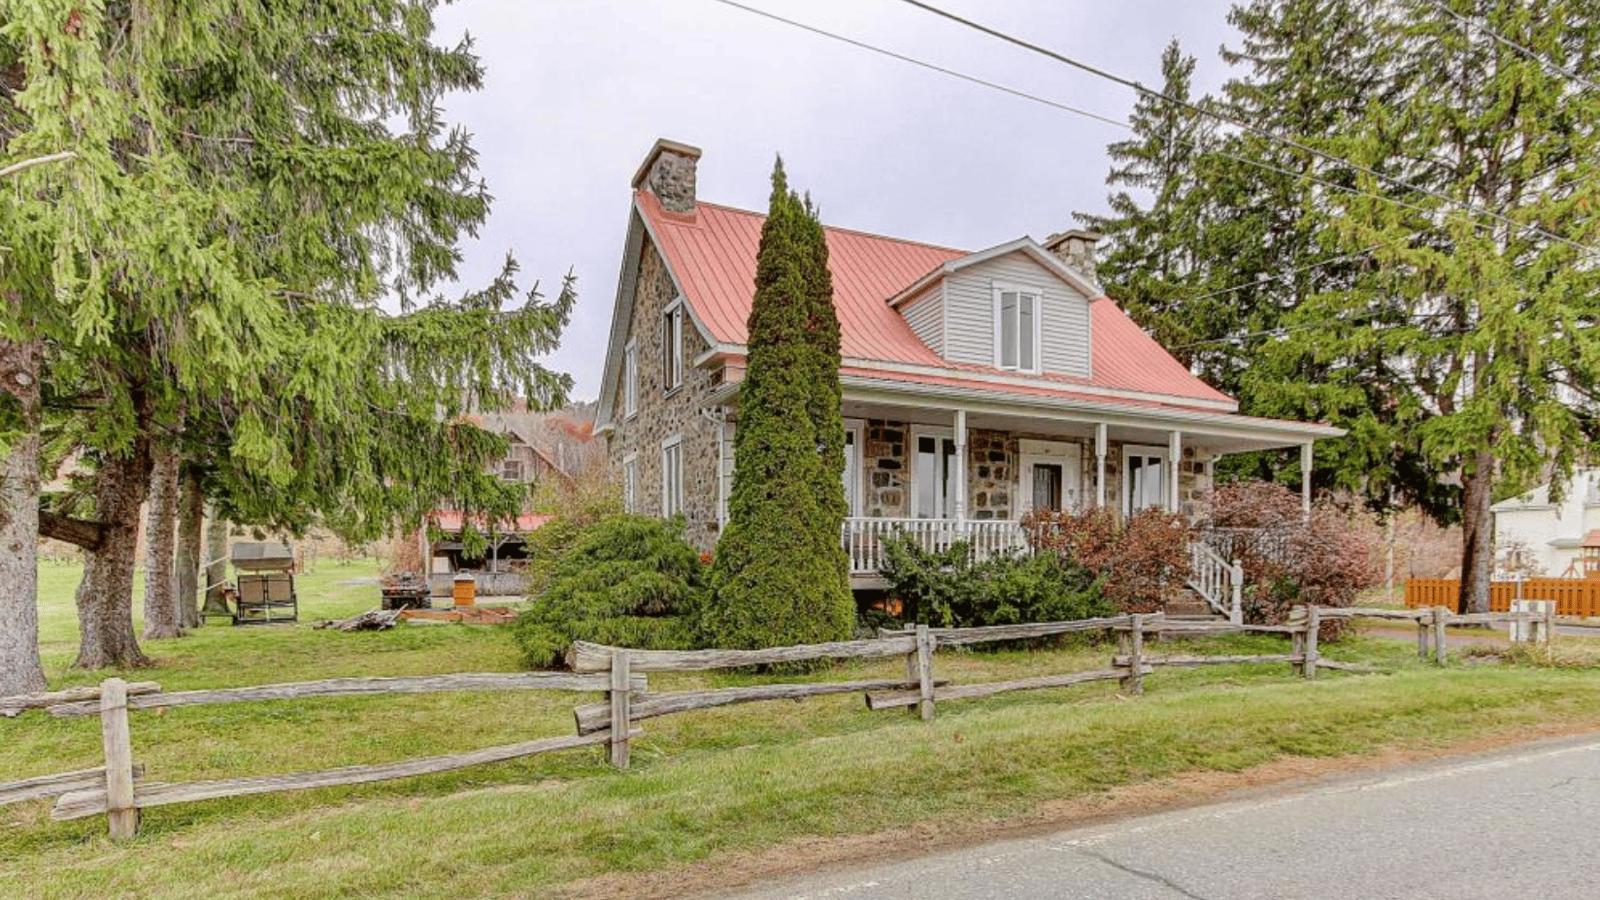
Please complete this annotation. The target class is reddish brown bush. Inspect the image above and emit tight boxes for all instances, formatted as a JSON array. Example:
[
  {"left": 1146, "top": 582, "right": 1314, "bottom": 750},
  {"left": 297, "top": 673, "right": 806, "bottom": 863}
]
[
  {"left": 1200, "top": 481, "right": 1379, "bottom": 629},
  {"left": 1024, "top": 507, "right": 1191, "bottom": 613}
]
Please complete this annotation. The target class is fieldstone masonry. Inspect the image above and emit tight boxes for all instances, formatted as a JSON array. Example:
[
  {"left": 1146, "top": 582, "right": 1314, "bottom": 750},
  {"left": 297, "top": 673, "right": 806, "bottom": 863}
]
[{"left": 606, "top": 241, "right": 723, "bottom": 551}]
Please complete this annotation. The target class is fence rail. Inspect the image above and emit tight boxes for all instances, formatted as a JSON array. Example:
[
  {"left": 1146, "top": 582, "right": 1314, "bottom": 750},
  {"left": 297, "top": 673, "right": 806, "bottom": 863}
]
[
  {"left": 1, "top": 602, "right": 1562, "bottom": 840},
  {"left": 1405, "top": 578, "right": 1600, "bottom": 617}
]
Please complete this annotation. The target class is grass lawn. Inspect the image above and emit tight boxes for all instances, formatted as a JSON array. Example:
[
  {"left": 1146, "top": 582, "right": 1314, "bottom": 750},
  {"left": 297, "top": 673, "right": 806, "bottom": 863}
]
[{"left": 6, "top": 564, "right": 1600, "bottom": 900}]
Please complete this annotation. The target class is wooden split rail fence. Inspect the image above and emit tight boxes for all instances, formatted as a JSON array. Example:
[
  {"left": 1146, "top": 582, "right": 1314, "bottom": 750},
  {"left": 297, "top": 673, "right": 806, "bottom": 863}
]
[{"left": 0, "top": 602, "right": 1558, "bottom": 840}]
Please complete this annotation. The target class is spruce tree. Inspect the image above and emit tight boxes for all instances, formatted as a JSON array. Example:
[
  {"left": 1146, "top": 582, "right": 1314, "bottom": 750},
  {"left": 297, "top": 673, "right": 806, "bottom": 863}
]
[
  {"left": 0, "top": 1, "right": 572, "bottom": 676},
  {"left": 1078, "top": 40, "right": 1218, "bottom": 363},
  {"left": 703, "top": 160, "right": 854, "bottom": 649},
  {"left": 1253, "top": 0, "right": 1600, "bottom": 612}
]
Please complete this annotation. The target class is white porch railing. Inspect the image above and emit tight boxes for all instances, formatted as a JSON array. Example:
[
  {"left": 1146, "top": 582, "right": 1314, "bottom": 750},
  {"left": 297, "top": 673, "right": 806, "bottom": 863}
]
[
  {"left": 1188, "top": 541, "right": 1244, "bottom": 624},
  {"left": 842, "top": 517, "right": 1028, "bottom": 576}
]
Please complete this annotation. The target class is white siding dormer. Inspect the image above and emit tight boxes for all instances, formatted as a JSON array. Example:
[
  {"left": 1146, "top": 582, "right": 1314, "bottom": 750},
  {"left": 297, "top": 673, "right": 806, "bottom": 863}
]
[
  {"left": 941, "top": 251, "right": 1090, "bottom": 378},
  {"left": 901, "top": 283, "right": 945, "bottom": 355}
]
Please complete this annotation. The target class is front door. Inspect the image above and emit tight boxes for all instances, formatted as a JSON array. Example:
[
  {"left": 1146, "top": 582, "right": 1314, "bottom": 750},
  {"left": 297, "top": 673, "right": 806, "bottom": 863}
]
[{"left": 1019, "top": 439, "right": 1082, "bottom": 515}]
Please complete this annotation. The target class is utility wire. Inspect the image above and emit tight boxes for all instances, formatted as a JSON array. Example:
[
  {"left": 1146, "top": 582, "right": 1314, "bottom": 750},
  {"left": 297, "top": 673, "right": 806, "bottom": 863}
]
[
  {"left": 707, "top": 0, "right": 1458, "bottom": 300},
  {"left": 892, "top": 0, "right": 1593, "bottom": 254},
  {"left": 1425, "top": 0, "right": 1600, "bottom": 94}
]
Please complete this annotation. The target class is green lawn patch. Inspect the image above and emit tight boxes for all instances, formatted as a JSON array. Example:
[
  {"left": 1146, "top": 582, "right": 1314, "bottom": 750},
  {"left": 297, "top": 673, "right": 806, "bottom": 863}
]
[{"left": 6, "top": 563, "right": 1600, "bottom": 899}]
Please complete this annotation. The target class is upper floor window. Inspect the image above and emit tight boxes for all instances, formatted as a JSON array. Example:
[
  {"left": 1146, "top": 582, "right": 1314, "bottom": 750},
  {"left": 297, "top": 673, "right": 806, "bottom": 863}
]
[
  {"left": 623, "top": 339, "right": 639, "bottom": 418},
  {"left": 662, "top": 304, "right": 683, "bottom": 392},
  {"left": 994, "top": 286, "right": 1039, "bottom": 373},
  {"left": 499, "top": 459, "right": 525, "bottom": 482}
]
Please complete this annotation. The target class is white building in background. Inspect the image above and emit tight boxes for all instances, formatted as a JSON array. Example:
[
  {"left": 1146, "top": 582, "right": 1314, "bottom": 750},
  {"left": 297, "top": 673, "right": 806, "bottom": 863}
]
[{"left": 1492, "top": 468, "right": 1600, "bottom": 577}]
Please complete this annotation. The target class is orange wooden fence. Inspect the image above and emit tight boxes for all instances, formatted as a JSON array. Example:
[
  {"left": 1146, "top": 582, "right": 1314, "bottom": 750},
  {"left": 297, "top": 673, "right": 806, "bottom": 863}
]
[{"left": 1405, "top": 578, "right": 1600, "bottom": 617}]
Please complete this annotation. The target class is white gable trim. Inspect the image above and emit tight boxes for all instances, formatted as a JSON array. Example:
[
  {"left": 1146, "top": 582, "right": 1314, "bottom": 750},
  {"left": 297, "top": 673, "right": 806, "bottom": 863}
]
[{"left": 886, "top": 237, "right": 1103, "bottom": 308}]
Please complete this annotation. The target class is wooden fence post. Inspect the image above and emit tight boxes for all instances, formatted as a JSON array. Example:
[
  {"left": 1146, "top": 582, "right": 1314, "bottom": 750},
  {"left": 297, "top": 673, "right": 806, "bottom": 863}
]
[
  {"left": 1303, "top": 606, "right": 1320, "bottom": 680},
  {"left": 1542, "top": 600, "right": 1556, "bottom": 646},
  {"left": 914, "top": 623, "right": 936, "bottom": 722},
  {"left": 1433, "top": 606, "right": 1449, "bottom": 665},
  {"left": 99, "top": 678, "right": 139, "bottom": 840},
  {"left": 1124, "top": 614, "right": 1145, "bottom": 696},
  {"left": 1416, "top": 611, "right": 1430, "bottom": 660},
  {"left": 608, "top": 651, "right": 631, "bottom": 769},
  {"left": 1290, "top": 606, "right": 1305, "bottom": 677}
]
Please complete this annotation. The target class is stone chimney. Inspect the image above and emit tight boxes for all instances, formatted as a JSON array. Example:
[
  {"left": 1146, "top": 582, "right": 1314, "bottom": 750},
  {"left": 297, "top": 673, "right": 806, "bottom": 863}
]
[
  {"left": 1043, "top": 229, "right": 1101, "bottom": 285},
  {"left": 631, "top": 138, "right": 702, "bottom": 214}
]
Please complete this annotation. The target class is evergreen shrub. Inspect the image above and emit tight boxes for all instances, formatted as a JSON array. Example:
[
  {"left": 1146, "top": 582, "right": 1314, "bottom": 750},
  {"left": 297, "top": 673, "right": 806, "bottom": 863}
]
[
  {"left": 512, "top": 514, "right": 706, "bottom": 669},
  {"left": 877, "top": 534, "right": 1109, "bottom": 629}
]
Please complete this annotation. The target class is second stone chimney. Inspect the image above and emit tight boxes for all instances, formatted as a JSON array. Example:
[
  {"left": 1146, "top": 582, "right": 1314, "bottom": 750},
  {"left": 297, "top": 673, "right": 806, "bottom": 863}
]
[
  {"left": 1044, "top": 230, "right": 1101, "bottom": 285},
  {"left": 631, "top": 138, "right": 702, "bottom": 214}
]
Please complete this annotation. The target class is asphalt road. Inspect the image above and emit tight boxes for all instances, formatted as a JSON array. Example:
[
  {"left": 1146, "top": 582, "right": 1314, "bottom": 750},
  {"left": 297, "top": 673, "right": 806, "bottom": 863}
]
[{"left": 717, "top": 735, "right": 1600, "bottom": 900}]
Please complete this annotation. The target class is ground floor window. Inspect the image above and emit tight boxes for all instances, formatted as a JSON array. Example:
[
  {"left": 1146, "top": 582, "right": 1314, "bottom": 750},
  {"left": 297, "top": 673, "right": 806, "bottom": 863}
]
[
  {"left": 661, "top": 437, "right": 683, "bottom": 517},
  {"left": 1123, "top": 444, "right": 1168, "bottom": 515},
  {"left": 912, "top": 427, "right": 958, "bottom": 519}
]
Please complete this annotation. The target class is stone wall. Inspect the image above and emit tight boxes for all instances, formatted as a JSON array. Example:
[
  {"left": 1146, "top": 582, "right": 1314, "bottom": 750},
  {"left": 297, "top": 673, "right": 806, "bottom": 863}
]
[
  {"left": 861, "top": 419, "right": 907, "bottom": 518},
  {"left": 967, "top": 430, "right": 1015, "bottom": 520},
  {"left": 604, "top": 240, "right": 723, "bottom": 551}
]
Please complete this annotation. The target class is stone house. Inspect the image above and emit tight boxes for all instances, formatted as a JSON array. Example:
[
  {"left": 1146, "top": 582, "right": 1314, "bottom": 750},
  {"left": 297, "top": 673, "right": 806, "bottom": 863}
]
[{"left": 595, "top": 139, "right": 1343, "bottom": 609}]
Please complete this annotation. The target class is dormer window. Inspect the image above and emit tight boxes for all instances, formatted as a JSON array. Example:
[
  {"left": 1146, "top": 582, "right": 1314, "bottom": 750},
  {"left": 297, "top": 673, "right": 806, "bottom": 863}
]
[{"left": 994, "top": 285, "right": 1040, "bottom": 372}]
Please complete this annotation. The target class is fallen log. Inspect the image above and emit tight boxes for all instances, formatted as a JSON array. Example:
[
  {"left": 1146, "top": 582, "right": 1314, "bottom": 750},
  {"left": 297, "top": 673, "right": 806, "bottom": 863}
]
[{"left": 315, "top": 608, "right": 402, "bottom": 632}]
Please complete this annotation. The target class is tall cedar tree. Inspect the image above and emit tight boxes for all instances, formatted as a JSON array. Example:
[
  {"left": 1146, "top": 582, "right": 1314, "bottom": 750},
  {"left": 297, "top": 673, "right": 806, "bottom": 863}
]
[
  {"left": 1252, "top": 0, "right": 1600, "bottom": 612},
  {"left": 704, "top": 160, "right": 854, "bottom": 649},
  {"left": 0, "top": 1, "right": 571, "bottom": 682},
  {"left": 1078, "top": 40, "right": 1218, "bottom": 363}
]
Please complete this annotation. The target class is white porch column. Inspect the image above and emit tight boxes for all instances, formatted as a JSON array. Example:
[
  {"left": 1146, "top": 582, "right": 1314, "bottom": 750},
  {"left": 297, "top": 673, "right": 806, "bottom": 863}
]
[
  {"left": 1095, "top": 423, "right": 1107, "bottom": 510},
  {"left": 1301, "top": 442, "right": 1314, "bottom": 517},
  {"left": 1168, "top": 430, "right": 1182, "bottom": 514},
  {"left": 953, "top": 409, "right": 968, "bottom": 524}
]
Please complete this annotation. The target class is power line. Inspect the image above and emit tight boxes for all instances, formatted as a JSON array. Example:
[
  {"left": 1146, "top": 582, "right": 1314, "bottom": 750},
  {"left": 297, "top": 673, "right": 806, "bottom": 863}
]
[
  {"left": 892, "top": 0, "right": 1594, "bottom": 255},
  {"left": 706, "top": 0, "right": 1455, "bottom": 298},
  {"left": 1425, "top": 0, "right": 1600, "bottom": 95}
]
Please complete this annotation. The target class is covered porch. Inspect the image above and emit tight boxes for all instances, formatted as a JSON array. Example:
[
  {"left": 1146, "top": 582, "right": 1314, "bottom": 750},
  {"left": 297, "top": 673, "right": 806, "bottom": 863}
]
[{"left": 824, "top": 385, "right": 1336, "bottom": 616}]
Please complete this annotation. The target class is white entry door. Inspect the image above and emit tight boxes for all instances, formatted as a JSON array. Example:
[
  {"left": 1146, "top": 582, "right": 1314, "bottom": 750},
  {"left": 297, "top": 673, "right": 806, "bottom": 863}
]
[
  {"left": 911, "top": 427, "right": 958, "bottom": 519},
  {"left": 1019, "top": 439, "right": 1082, "bottom": 515}
]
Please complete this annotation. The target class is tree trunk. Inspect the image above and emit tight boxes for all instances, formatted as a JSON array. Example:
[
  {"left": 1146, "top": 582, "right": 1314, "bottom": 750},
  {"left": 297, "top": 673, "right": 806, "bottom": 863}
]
[
  {"left": 1457, "top": 449, "right": 1495, "bottom": 615},
  {"left": 0, "top": 330, "right": 46, "bottom": 696},
  {"left": 142, "top": 443, "right": 181, "bottom": 639},
  {"left": 174, "top": 466, "right": 203, "bottom": 629},
  {"left": 202, "top": 507, "right": 230, "bottom": 617},
  {"left": 74, "top": 419, "right": 155, "bottom": 670}
]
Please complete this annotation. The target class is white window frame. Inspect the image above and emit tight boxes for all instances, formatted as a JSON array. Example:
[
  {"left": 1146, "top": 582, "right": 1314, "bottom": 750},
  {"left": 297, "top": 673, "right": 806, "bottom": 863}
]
[
  {"left": 842, "top": 418, "right": 864, "bottom": 517},
  {"left": 622, "top": 452, "right": 638, "bottom": 513},
  {"left": 992, "top": 283, "right": 1042, "bottom": 374},
  {"left": 1121, "top": 443, "right": 1170, "bottom": 516},
  {"left": 662, "top": 301, "right": 684, "bottom": 393},
  {"left": 910, "top": 425, "right": 958, "bottom": 520},
  {"left": 661, "top": 435, "right": 684, "bottom": 518},
  {"left": 623, "top": 339, "right": 638, "bottom": 419}
]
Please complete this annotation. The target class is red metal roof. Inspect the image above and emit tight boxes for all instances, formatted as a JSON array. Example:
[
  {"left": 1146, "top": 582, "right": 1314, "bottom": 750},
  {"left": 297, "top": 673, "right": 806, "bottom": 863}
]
[{"left": 637, "top": 190, "right": 1233, "bottom": 409}]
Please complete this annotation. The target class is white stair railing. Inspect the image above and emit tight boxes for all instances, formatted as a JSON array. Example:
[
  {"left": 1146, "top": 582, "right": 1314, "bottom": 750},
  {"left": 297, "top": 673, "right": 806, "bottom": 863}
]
[{"left": 1188, "top": 541, "right": 1243, "bottom": 624}]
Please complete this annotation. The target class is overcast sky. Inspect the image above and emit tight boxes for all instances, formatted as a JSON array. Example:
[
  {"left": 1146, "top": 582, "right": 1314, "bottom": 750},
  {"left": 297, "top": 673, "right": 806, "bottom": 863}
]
[{"left": 431, "top": 0, "right": 1242, "bottom": 401}]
